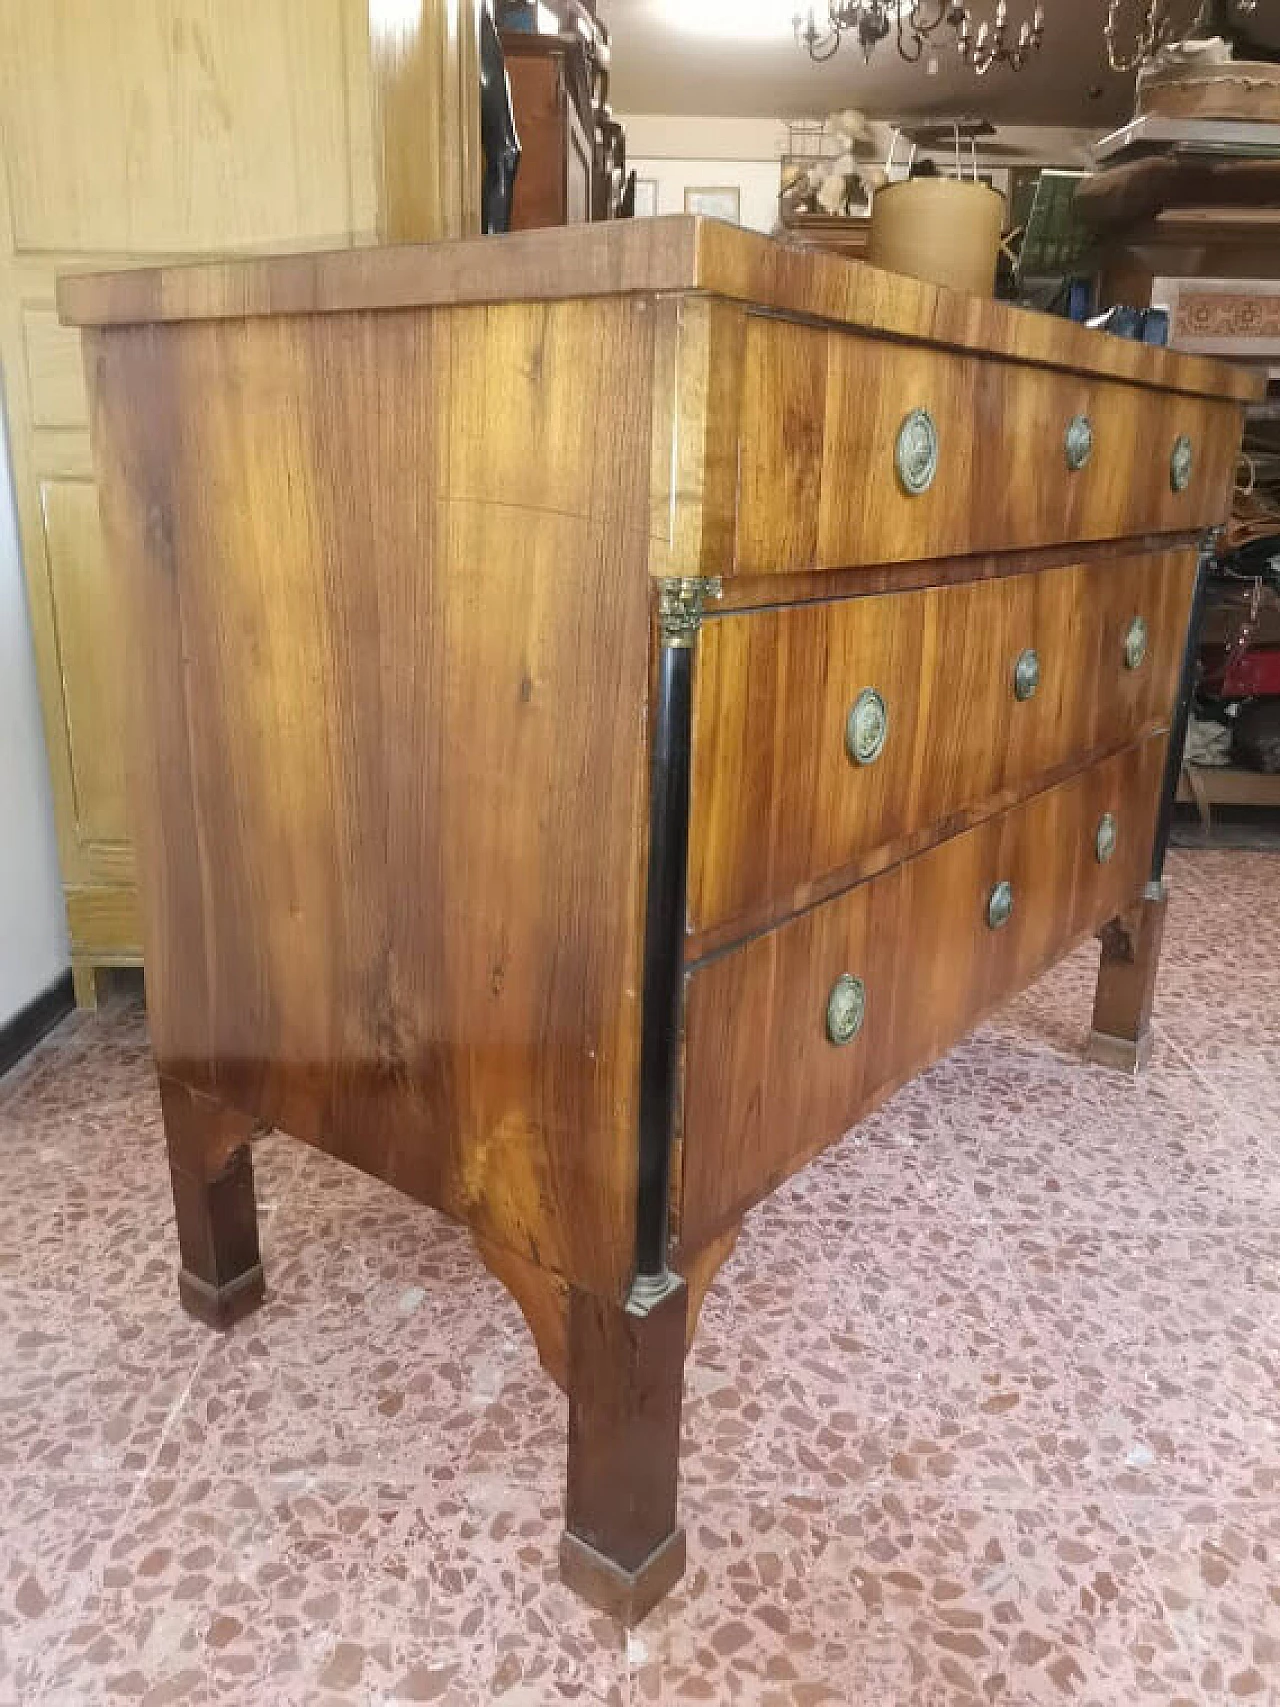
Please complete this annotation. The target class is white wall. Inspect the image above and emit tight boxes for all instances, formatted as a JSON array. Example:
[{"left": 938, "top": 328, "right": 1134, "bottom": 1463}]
[
  {"left": 624, "top": 115, "right": 783, "bottom": 234},
  {"left": 630, "top": 156, "right": 782, "bottom": 234},
  {"left": 624, "top": 116, "right": 790, "bottom": 161},
  {"left": 0, "top": 402, "right": 69, "bottom": 1025}
]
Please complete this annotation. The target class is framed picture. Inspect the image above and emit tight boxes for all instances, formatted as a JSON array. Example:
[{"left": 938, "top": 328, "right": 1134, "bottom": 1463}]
[
  {"left": 633, "top": 177, "right": 658, "bottom": 219},
  {"left": 683, "top": 185, "right": 741, "bottom": 225}
]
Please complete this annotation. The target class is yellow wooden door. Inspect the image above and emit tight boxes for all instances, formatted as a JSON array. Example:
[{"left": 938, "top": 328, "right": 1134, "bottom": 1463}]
[{"left": 0, "top": 0, "right": 478, "bottom": 1002}]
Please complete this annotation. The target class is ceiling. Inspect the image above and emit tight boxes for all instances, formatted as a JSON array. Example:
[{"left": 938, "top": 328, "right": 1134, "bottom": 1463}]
[{"left": 600, "top": 1, "right": 1145, "bottom": 126}]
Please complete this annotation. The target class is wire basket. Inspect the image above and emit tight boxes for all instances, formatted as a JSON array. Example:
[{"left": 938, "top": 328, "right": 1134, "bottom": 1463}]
[{"left": 783, "top": 118, "right": 842, "bottom": 166}]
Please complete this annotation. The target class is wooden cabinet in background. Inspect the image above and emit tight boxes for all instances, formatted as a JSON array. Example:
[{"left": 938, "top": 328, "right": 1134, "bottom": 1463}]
[
  {"left": 0, "top": 0, "right": 481, "bottom": 1005},
  {"left": 501, "top": 31, "right": 594, "bottom": 229}
]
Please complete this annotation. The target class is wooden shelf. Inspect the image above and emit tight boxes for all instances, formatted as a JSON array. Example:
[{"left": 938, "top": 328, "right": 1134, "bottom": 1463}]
[
  {"left": 778, "top": 212, "right": 872, "bottom": 260},
  {"left": 1176, "top": 764, "right": 1280, "bottom": 807}
]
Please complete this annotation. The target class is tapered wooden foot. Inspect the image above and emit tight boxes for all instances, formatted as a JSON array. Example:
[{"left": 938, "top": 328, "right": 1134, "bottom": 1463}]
[
  {"left": 561, "top": 1274, "right": 688, "bottom": 1624},
  {"left": 159, "top": 1075, "right": 265, "bottom": 1328},
  {"left": 1086, "top": 881, "right": 1168, "bottom": 1076}
]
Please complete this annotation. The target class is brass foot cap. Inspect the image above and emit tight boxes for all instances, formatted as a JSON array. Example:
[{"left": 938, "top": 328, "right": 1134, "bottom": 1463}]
[
  {"left": 1085, "top": 1028, "right": 1153, "bottom": 1076},
  {"left": 559, "top": 1528, "right": 686, "bottom": 1625},
  {"left": 178, "top": 1263, "right": 266, "bottom": 1330}
]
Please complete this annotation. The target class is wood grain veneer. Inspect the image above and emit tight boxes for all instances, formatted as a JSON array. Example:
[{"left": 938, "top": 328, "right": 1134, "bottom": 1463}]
[
  {"left": 678, "top": 735, "right": 1168, "bottom": 1252},
  {"left": 88, "top": 296, "right": 655, "bottom": 1301},
  {"left": 688, "top": 551, "right": 1195, "bottom": 945},
  {"left": 730, "top": 319, "right": 1237, "bottom": 574}
]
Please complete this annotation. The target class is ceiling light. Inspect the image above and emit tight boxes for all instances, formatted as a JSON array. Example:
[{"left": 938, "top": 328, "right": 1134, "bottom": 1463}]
[
  {"left": 662, "top": 0, "right": 799, "bottom": 41},
  {"left": 793, "top": 1, "right": 1045, "bottom": 72}
]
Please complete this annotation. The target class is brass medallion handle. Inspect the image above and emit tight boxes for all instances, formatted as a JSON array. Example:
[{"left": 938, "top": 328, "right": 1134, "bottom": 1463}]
[
  {"left": 1123, "top": 616, "right": 1149, "bottom": 671},
  {"left": 1170, "top": 433, "right": 1194, "bottom": 493},
  {"left": 1095, "top": 812, "right": 1117, "bottom": 865},
  {"left": 846, "top": 687, "right": 889, "bottom": 766},
  {"left": 895, "top": 407, "right": 939, "bottom": 496},
  {"left": 1013, "top": 648, "right": 1040, "bottom": 702},
  {"left": 1064, "top": 414, "right": 1093, "bottom": 471},
  {"left": 986, "top": 880, "right": 1014, "bottom": 931},
  {"left": 826, "top": 973, "right": 866, "bottom": 1046}
]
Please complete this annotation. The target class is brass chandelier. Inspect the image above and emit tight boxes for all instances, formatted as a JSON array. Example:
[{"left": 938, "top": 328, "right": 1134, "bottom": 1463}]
[{"left": 792, "top": 1, "right": 1046, "bottom": 72}]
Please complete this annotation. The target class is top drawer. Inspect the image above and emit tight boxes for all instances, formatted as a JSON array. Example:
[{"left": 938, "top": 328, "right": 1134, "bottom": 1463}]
[{"left": 720, "top": 313, "right": 1238, "bottom": 576}]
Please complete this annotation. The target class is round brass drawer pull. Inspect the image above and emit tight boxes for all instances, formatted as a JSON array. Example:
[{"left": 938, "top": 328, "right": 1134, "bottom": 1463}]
[
  {"left": 1123, "top": 615, "right": 1149, "bottom": 671},
  {"left": 826, "top": 973, "right": 866, "bottom": 1047},
  {"left": 987, "top": 880, "right": 1014, "bottom": 931},
  {"left": 846, "top": 687, "right": 889, "bottom": 766},
  {"left": 895, "top": 407, "right": 939, "bottom": 496},
  {"left": 1013, "top": 648, "right": 1040, "bottom": 702},
  {"left": 1064, "top": 414, "right": 1093, "bottom": 471},
  {"left": 1170, "top": 433, "right": 1194, "bottom": 493},
  {"left": 1095, "top": 812, "right": 1117, "bottom": 865}
]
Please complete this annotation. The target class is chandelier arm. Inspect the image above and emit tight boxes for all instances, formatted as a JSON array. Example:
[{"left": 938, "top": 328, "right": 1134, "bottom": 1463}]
[
  {"left": 797, "top": 9, "right": 843, "bottom": 62},
  {"left": 897, "top": 5, "right": 926, "bottom": 62},
  {"left": 909, "top": 0, "right": 953, "bottom": 31}
]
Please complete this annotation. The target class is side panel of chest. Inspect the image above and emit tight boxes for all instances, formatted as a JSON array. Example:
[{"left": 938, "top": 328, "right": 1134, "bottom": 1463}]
[{"left": 89, "top": 296, "right": 658, "bottom": 1299}]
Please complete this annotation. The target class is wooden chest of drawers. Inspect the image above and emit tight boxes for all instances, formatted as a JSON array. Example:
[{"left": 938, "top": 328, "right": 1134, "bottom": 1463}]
[{"left": 61, "top": 218, "right": 1256, "bottom": 1624}]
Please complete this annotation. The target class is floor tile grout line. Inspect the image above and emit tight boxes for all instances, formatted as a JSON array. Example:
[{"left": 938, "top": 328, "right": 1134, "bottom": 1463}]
[
  {"left": 1151, "top": 1025, "right": 1280, "bottom": 1222},
  {"left": 1159, "top": 1022, "right": 1249, "bottom": 1114}
]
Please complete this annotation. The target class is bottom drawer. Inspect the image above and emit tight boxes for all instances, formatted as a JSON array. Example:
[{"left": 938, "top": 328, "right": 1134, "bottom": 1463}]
[{"left": 677, "top": 736, "right": 1167, "bottom": 1251}]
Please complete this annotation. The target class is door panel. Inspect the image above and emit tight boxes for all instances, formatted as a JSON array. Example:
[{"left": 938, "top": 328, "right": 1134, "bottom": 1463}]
[
  {"left": 41, "top": 479, "right": 130, "bottom": 851},
  {"left": 0, "top": 0, "right": 362, "bottom": 254}
]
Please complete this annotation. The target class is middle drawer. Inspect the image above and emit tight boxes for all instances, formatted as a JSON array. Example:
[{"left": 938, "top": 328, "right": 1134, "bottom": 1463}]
[{"left": 687, "top": 549, "right": 1194, "bottom": 948}]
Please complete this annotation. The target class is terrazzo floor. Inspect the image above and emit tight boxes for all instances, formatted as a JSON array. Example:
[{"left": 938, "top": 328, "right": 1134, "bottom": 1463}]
[{"left": 0, "top": 847, "right": 1277, "bottom": 1707}]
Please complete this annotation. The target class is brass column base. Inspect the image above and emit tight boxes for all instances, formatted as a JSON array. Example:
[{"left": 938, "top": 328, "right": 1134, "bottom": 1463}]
[
  {"left": 178, "top": 1263, "right": 266, "bottom": 1330},
  {"left": 1084, "top": 1027, "right": 1154, "bottom": 1076},
  {"left": 559, "top": 1528, "right": 687, "bottom": 1626}
]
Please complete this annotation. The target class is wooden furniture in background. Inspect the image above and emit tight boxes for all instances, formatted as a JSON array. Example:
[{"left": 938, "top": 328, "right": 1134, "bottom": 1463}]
[
  {"left": 63, "top": 218, "right": 1254, "bottom": 1622},
  {"left": 501, "top": 31, "right": 594, "bottom": 228},
  {"left": 499, "top": 3, "right": 624, "bottom": 229},
  {"left": 1085, "top": 105, "right": 1280, "bottom": 312},
  {"left": 1137, "top": 59, "right": 1280, "bottom": 124},
  {"left": 780, "top": 211, "right": 873, "bottom": 259},
  {"left": 0, "top": 0, "right": 481, "bottom": 1006}
]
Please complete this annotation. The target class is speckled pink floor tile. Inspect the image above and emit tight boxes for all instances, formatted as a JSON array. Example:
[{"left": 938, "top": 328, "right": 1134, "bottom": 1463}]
[
  {"left": 0, "top": 848, "right": 1277, "bottom": 1706},
  {"left": 631, "top": 1484, "right": 1209, "bottom": 1706},
  {"left": 34, "top": 1473, "right": 626, "bottom": 1707},
  {"left": 0, "top": 1475, "right": 142, "bottom": 1704},
  {"left": 1110, "top": 1498, "right": 1280, "bottom": 1704}
]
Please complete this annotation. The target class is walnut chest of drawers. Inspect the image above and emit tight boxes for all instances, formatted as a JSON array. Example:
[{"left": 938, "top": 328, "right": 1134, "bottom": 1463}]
[{"left": 61, "top": 217, "right": 1256, "bottom": 1624}]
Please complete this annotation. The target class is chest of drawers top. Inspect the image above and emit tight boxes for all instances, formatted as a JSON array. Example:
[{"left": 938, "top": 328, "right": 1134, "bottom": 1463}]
[
  {"left": 57, "top": 213, "right": 1252, "bottom": 402},
  {"left": 61, "top": 215, "right": 1257, "bottom": 587}
]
